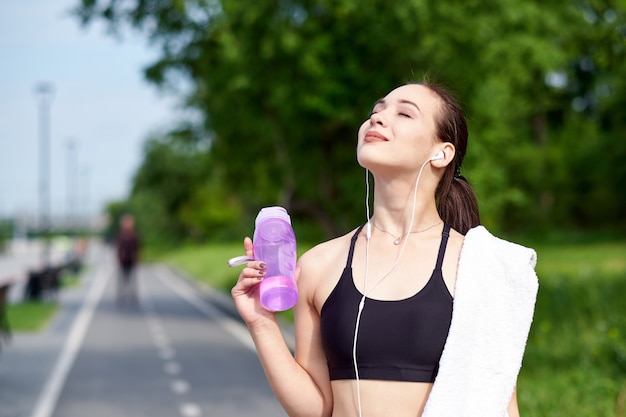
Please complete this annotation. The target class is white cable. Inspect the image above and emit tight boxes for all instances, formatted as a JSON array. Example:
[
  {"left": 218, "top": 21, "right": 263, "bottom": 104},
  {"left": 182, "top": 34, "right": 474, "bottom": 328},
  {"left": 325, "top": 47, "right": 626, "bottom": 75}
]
[
  {"left": 353, "top": 294, "right": 366, "bottom": 417},
  {"left": 365, "top": 169, "right": 372, "bottom": 240},
  {"left": 353, "top": 158, "right": 432, "bottom": 417},
  {"left": 354, "top": 168, "right": 371, "bottom": 417}
]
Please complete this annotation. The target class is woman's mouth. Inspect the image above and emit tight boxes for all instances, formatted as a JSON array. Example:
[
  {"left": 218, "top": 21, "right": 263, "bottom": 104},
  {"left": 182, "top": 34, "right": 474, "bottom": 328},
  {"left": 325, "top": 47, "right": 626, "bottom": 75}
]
[{"left": 364, "top": 131, "right": 388, "bottom": 142}]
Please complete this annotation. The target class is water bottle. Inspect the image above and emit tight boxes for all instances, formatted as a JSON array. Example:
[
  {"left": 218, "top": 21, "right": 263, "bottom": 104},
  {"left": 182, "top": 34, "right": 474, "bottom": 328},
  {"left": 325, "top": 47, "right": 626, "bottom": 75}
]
[{"left": 253, "top": 206, "right": 298, "bottom": 312}]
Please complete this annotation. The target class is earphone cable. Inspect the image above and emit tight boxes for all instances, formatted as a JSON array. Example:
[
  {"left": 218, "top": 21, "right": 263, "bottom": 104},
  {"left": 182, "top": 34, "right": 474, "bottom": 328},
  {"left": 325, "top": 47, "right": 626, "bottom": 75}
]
[
  {"left": 353, "top": 159, "right": 432, "bottom": 417},
  {"left": 354, "top": 169, "right": 372, "bottom": 417}
]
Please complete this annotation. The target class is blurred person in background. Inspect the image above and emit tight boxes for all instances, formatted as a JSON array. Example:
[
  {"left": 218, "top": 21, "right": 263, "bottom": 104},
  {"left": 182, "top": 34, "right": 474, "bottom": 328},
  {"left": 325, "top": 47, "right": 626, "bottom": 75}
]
[{"left": 116, "top": 214, "right": 141, "bottom": 303}]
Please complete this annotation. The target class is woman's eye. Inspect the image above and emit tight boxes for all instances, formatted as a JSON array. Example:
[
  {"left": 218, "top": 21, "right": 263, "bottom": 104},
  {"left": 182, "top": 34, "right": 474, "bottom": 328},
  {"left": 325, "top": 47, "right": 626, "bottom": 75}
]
[{"left": 399, "top": 112, "right": 411, "bottom": 118}]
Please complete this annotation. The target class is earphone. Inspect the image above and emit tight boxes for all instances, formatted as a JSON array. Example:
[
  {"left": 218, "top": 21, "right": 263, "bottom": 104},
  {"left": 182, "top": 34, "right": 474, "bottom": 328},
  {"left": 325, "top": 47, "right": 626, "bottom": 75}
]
[
  {"left": 356, "top": 151, "right": 444, "bottom": 417},
  {"left": 431, "top": 150, "right": 445, "bottom": 161}
]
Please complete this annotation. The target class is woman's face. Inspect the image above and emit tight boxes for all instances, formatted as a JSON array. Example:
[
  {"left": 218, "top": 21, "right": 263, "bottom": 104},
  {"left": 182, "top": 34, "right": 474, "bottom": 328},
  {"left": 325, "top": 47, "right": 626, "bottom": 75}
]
[{"left": 357, "top": 84, "right": 441, "bottom": 173}]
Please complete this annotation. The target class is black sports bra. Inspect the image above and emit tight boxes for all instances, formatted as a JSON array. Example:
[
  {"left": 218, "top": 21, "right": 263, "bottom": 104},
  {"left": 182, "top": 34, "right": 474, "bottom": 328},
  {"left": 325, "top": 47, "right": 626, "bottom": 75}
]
[{"left": 320, "top": 223, "right": 453, "bottom": 383}]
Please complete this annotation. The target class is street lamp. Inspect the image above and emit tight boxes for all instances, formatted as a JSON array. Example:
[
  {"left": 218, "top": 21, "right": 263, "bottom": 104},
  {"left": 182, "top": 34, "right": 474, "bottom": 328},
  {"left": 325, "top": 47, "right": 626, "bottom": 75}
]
[
  {"left": 80, "top": 165, "right": 90, "bottom": 230},
  {"left": 34, "top": 82, "right": 54, "bottom": 267},
  {"left": 66, "top": 138, "right": 79, "bottom": 233}
]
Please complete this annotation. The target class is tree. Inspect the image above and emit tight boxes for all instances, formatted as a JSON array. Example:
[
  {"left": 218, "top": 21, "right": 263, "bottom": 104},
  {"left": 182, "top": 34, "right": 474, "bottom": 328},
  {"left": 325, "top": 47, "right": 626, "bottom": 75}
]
[
  {"left": 74, "top": 0, "right": 626, "bottom": 241},
  {"left": 127, "top": 124, "right": 245, "bottom": 244}
]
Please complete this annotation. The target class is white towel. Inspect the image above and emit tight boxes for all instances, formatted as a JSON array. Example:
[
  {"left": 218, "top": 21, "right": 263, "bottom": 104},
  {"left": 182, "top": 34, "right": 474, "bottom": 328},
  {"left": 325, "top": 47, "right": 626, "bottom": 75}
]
[{"left": 422, "top": 226, "right": 539, "bottom": 417}]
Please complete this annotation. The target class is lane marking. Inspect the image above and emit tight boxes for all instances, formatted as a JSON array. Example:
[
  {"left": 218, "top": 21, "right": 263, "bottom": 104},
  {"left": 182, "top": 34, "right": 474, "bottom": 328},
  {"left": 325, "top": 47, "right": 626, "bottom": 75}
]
[
  {"left": 180, "top": 402, "right": 203, "bottom": 417},
  {"left": 154, "top": 267, "right": 256, "bottom": 351},
  {"left": 30, "top": 260, "right": 111, "bottom": 417},
  {"left": 170, "top": 379, "right": 191, "bottom": 394}
]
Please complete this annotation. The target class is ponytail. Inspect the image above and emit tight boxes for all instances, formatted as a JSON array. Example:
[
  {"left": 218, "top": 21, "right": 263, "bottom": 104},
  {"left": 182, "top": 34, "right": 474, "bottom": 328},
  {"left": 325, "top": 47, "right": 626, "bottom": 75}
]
[
  {"left": 417, "top": 81, "right": 481, "bottom": 235},
  {"left": 436, "top": 174, "right": 480, "bottom": 235}
]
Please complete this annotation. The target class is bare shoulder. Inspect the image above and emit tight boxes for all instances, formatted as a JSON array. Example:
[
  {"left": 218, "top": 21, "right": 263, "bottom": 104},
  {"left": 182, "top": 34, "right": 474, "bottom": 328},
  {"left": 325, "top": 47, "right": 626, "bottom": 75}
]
[
  {"left": 442, "top": 227, "right": 466, "bottom": 297},
  {"left": 449, "top": 227, "right": 465, "bottom": 251},
  {"left": 299, "top": 236, "right": 345, "bottom": 269},
  {"left": 297, "top": 227, "right": 361, "bottom": 311}
]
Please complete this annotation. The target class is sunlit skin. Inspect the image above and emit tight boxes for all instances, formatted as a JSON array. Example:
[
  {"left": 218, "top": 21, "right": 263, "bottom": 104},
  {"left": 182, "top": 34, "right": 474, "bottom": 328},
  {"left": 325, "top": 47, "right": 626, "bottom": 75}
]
[{"left": 232, "top": 84, "right": 520, "bottom": 417}]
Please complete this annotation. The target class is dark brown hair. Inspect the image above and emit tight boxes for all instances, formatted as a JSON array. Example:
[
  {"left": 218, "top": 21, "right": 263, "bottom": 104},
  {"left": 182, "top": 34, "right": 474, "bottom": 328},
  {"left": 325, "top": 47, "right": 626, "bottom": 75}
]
[{"left": 417, "top": 81, "right": 480, "bottom": 235}]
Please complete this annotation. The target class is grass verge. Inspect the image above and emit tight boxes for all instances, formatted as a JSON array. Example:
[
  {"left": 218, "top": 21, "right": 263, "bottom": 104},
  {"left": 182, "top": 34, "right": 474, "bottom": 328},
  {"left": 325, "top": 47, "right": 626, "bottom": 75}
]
[
  {"left": 3, "top": 270, "right": 84, "bottom": 333},
  {"left": 517, "top": 240, "right": 626, "bottom": 416},
  {"left": 6, "top": 301, "right": 59, "bottom": 332}
]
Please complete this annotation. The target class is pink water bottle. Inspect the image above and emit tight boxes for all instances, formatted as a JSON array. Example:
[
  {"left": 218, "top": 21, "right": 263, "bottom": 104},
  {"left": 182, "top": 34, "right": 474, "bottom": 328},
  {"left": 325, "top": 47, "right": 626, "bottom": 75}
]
[{"left": 254, "top": 206, "right": 298, "bottom": 312}]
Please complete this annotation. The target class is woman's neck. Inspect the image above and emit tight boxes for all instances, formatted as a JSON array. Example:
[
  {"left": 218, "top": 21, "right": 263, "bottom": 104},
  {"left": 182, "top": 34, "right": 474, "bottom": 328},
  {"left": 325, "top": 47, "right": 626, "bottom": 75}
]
[{"left": 370, "top": 174, "right": 441, "bottom": 236}]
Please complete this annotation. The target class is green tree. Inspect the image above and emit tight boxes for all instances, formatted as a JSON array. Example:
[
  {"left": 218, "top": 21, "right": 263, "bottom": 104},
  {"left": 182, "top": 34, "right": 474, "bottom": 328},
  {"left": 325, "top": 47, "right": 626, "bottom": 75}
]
[
  {"left": 74, "top": 0, "right": 626, "bottom": 241},
  {"left": 127, "top": 124, "right": 245, "bottom": 244}
]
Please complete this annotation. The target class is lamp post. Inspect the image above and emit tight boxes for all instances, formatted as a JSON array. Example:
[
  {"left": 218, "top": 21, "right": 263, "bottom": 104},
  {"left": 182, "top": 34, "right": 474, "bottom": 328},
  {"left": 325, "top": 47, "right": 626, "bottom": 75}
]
[
  {"left": 80, "top": 165, "right": 90, "bottom": 230},
  {"left": 34, "top": 82, "right": 54, "bottom": 267},
  {"left": 66, "top": 138, "right": 79, "bottom": 233}
]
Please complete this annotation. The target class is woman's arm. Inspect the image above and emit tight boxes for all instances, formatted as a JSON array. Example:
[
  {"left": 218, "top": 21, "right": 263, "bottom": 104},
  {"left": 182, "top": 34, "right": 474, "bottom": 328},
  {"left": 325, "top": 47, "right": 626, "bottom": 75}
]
[
  {"left": 507, "top": 385, "right": 520, "bottom": 417},
  {"left": 232, "top": 238, "right": 333, "bottom": 417}
]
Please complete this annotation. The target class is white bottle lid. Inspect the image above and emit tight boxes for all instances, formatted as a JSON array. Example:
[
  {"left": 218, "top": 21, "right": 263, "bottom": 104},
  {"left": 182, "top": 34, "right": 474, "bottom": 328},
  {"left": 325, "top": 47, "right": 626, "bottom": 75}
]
[{"left": 255, "top": 206, "right": 291, "bottom": 227}]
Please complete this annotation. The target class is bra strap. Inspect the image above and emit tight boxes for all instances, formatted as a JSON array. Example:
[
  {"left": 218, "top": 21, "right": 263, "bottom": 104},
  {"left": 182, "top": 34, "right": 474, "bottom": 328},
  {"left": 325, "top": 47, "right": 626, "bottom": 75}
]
[
  {"left": 434, "top": 223, "right": 451, "bottom": 271},
  {"left": 345, "top": 223, "right": 366, "bottom": 268}
]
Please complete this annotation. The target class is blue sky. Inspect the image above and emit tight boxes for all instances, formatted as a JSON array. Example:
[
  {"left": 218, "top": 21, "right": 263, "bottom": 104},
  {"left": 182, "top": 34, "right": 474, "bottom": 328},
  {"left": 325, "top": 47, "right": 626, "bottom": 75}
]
[{"left": 0, "top": 1, "right": 182, "bottom": 225}]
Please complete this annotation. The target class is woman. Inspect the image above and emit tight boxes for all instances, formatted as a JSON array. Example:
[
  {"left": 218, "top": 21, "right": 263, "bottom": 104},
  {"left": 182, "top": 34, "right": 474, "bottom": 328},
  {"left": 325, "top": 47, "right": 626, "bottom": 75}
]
[{"left": 231, "top": 82, "right": 538, "bottom": 417}]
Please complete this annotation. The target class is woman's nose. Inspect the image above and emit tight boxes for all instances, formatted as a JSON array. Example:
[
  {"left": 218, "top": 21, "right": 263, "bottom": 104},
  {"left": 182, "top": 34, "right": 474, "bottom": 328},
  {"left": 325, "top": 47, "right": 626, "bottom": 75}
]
[{"left": 370, "top": 111, "right": 386, "bottom": 126}]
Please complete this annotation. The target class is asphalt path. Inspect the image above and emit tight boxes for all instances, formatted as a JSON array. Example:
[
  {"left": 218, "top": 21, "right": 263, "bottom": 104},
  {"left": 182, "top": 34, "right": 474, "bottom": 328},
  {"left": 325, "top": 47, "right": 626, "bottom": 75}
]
[{"left": 1, "top": 243, "right": 288, "bottom": 417}]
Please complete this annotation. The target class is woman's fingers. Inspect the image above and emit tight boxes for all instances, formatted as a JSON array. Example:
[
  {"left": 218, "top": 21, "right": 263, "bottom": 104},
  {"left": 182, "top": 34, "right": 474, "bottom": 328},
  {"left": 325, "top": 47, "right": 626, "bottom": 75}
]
[
  {"left": 231, "top": 237, "right": 267, "bottom": 299},
  {"left": 234, "top": 261, "right": 267, "bottom": 291},
  {"left": 227, "top": 237, "right": 255, "bottom": 268},
  {"left": 244, "top": 236, "right": 254, "bottom": 258},
  {"left": 242, "top": 262, "right": 267, "bottom": 280}
]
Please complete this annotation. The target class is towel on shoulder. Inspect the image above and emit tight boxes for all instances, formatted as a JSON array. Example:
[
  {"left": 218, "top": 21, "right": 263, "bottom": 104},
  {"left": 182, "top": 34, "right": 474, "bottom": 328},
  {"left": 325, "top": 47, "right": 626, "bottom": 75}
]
[{"left": 423, "top": 226, "right": 539, "bottom": 417}]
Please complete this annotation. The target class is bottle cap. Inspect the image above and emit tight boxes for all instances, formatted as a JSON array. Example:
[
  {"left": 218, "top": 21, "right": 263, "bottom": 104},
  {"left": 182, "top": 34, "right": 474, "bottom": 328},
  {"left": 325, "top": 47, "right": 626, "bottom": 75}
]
[{"left": 255, "top": 206, "right": 291, "bottom": 227}]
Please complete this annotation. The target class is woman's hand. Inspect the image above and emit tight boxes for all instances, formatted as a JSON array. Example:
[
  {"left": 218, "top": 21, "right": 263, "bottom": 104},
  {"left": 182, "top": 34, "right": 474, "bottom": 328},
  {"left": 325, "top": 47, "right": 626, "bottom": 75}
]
[{"left": 231, "top": 237, "right": 276, "bottom": 326}]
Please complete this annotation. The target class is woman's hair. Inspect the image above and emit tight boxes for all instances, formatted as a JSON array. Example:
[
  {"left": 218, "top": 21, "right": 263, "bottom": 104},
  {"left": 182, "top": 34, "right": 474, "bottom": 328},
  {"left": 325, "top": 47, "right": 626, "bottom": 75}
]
[{"left": 417, "top": 81, "right": 480, "bottom": 235}]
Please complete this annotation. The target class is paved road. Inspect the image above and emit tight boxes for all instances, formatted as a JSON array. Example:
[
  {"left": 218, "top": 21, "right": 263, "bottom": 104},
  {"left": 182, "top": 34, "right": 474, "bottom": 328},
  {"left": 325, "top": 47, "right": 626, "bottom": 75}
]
[{"left": 0, "top": 242, "right": 289, "bottom": 417}]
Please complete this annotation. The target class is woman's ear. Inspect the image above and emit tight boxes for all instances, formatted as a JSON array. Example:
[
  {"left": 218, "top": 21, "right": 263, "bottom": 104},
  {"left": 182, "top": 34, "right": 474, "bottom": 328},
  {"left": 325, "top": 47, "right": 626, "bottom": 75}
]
[{"left": 430, "top": 142, "right": 456, "bottom": 168}]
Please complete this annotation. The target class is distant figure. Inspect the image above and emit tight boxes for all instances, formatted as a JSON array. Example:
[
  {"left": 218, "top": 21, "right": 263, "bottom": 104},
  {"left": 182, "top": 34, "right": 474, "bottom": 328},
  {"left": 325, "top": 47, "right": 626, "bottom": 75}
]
[{"left": 116, "top": 214, "right": 141, "bottom": 303}]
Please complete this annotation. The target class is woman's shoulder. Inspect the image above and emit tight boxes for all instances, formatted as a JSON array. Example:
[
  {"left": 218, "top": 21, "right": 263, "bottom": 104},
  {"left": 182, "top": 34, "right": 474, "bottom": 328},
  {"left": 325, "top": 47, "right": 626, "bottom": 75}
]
[
  {"left": 299, "top": 226, "right": 361, "bottom": 269},
  {"left": 463, "top": 225, "right": 537, "bottom": 269},
  {"left": 297, "top": 226, "right": 362, "bottom": 302}
]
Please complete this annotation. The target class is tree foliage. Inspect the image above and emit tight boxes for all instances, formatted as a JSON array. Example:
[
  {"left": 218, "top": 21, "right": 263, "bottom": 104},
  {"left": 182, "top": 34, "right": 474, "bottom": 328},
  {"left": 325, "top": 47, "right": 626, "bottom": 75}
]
[{"left": 73, "top": 0, "right": 626, "bottom": 242}]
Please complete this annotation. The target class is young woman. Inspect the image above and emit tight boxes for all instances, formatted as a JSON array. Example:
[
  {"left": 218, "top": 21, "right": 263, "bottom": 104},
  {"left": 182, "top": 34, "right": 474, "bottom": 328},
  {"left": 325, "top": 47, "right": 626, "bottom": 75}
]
[{"left": 231, "top": 82, "right": 538, "bottom": 417}]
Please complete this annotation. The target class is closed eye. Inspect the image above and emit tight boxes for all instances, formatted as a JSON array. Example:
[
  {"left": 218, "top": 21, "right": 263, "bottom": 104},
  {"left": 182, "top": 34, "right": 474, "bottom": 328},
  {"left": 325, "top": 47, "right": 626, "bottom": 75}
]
[{"left": 370, "top": 107, "right": 383, "bottom": 117}]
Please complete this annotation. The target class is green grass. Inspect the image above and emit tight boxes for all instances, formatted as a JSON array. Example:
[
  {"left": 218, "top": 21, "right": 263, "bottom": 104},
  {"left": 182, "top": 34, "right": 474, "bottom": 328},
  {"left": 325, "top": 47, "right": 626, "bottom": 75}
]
[
  {"left": 156, "top": 239, "right": 626, "bottom": 416},
  {"left": 6, "top": 301, "right": 59, "bottom": 332},
  {"left": 61, "top": 269, "right": 87, "bottom": 289},
  {"left": 157, "top": 242, "right": 244, "bottom": 293},
  {"left": 3, "top": 270, "right": 84, "bottom": 333},
  {"left": 517, "top": 241, "right": 626, "bottom": 416}
]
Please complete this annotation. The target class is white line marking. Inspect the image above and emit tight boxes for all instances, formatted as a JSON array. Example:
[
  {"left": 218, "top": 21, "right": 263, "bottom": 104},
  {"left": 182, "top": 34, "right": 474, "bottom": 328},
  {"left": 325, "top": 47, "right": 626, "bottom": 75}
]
[
  {"left": 30, "top": 262, "right": 111, "bottom": 417},
  {"left": 154, "top": 267, "right": 256, "bottom": 351},
  {"left": 170, "top": 379, "right": 191, "bottom": 394},
  {"left": 180, "top": 402, "right": 203, "bottom": 417}
]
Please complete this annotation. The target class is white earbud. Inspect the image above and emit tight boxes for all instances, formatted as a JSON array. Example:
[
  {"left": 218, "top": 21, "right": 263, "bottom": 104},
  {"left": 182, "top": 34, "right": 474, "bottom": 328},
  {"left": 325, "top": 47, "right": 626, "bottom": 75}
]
[{"left": 431, "top": 150, "right": 445, "bottom": 161}]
